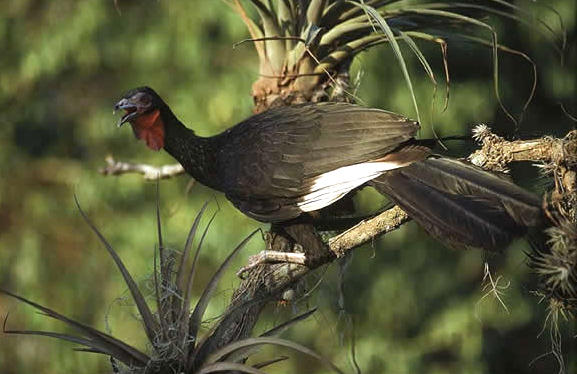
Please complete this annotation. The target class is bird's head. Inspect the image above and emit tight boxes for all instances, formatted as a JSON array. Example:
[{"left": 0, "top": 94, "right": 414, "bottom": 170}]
[{"left": 115, "top": 86, "right": 167, "bottom": 151}]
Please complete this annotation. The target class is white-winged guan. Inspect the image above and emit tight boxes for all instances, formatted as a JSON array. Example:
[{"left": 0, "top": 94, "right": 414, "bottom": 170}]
[{"left": 114, "top": 86, "right": 544, "bottom": 251}]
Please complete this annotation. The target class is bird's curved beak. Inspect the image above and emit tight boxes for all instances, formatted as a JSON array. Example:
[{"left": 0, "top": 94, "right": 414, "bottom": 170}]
[{"left": 114, "top": 98, "right": 139, "bottom": 127}]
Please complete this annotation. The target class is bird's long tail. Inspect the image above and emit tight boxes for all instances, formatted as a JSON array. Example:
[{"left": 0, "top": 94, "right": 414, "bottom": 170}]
[{"left": 370, "top": 157, "right": 545, "bottom": 251}]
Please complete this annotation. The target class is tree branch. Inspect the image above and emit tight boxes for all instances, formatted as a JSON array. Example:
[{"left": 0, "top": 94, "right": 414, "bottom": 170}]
[
  {"left": 468, "top": 125, "right": 577, "bottom": 172},
  {"left": 99, "top": 156, "right": 186, "bottom": 180},
  {"left": 328, "top": 205, "right": 409, "bottom": 257}
]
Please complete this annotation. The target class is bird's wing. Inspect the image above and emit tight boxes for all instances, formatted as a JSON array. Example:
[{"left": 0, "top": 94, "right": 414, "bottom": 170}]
[
  {"left": 214, "top": 103, "right": 420, "bottom": 221},
  {"left": 217, "top": 102, "right": 419, "bottom": 195}
]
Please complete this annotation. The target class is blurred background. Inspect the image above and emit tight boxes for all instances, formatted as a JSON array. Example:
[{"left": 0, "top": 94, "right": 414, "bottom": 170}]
[{"left": 0, "top": 1, "right": 576, "bottom": 373}]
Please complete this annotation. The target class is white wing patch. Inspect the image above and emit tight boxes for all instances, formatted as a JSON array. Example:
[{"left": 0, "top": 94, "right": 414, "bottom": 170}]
[{"left": 297, "top": 161, "right": 402, "bottom": 212}]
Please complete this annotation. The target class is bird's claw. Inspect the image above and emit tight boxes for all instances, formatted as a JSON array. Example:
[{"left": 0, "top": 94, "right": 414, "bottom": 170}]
[{"left": 236, "top": 250, "right": 307, "bottom": 279}]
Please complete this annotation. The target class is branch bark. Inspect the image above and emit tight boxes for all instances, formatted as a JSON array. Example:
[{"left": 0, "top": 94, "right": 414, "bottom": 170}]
[
  {"left": 468, "top": 125, "right": 577, "bottom": 172},
  {"left": 100, "top": 156, "right": 186, "bottom": 180},
  {"left": 328, "top": 205, "right": 409, "bottom": 257}
]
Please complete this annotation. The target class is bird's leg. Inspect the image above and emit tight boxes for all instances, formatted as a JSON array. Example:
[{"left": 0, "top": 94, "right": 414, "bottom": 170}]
[
  {"left": 305, "top": 186, "right": 395, "bottom": 231},
  {"left": 309, "top": 213, "right": 381, "bottom": 231},
  {"left": 237, "top": 227, "right": 306, "bottom": 278},
  {"left": 237, "top": 222, "right": 334, "bottom": 278},
  {"left": 236, "top": 249, "right": 307, "bottom": 277},
  {"left": 237, "top": 205, "right": 395, "bottom": 277},
  {"left": 238, "top": 200, "right": 398, "bottom": 277},
  {"left": 308, "top": 199, "right": 396, "bottom": 231}
]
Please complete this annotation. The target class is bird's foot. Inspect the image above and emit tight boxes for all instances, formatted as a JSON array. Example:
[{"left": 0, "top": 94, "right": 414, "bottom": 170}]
[{"left": 237, "top": 250, "right": 307, "bottom": 278}]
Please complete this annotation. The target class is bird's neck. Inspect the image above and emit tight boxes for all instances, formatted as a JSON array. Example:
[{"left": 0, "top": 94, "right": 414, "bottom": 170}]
[{"left": 161, "top": 109, "right": 219, "bottom": 188}]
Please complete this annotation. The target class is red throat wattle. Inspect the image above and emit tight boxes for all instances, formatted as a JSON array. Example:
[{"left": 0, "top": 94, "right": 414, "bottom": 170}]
[{"left": 131, "top": 109, "right": 165, "bottom": 151}]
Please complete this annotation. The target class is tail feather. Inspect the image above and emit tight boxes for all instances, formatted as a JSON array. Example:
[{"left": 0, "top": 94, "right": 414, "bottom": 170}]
[{"left": 371, "top": 157, "right": 544, "bottom": 251}]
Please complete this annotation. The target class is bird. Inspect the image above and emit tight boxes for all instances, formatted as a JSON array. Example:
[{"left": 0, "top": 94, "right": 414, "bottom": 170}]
[{"left": 114, "top": 86, "right": 544, "bottom": 251}]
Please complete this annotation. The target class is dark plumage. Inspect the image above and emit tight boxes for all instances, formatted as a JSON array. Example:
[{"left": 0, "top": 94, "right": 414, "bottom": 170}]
[
  {"left": 115, "top": 87, "right": 544, "bottom": 251},
  {"left": 371, "top": 158, "right": 543, "bottom": 250},
  {"left": 208, "top": 103, "right": 420, "bottom": 221}
]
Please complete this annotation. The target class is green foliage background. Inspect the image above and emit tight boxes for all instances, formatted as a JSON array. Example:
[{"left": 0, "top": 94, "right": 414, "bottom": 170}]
[{"left": 0, "top": 1, "right": 575, "bottom": 373}]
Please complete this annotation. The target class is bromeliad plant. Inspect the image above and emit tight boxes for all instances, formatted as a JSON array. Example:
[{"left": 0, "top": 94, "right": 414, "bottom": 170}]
[
  {"left": 531, "top": 210, "right": 577, "bottom": 315},
  {"left": 1, "top": 197, "right": 342, "bottom": 374},
  {"left": 231, "top": 0, "right": 561, "bottom": 126}
]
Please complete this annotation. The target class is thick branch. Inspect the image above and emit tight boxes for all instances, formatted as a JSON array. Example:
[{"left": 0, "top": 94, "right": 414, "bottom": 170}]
[
  {"left": 468, "top": 125, "right": 577, "bottom": 172},
  {"left": 328, "top": 205, "right": 410, "bottom": 257},
  {"left": 236, "top": 205, "right": 410, "bottom": 276},
  {"left": 252, "top": 205, "right": 410, "bottom": 286}
]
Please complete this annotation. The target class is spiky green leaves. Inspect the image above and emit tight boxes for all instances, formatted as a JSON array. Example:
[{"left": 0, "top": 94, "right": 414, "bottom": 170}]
[
  {"left": 233, "top": 0, "right": 556, "bottom": 123},
  {"left": 1, "top": 288, "right": 150, "bottom": 368},
  {"left": 2, "top": 196, "right": 339, "bottom": 373},
  {"left": 531, "top": 220, "right": 577, "bottom": 312}
]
